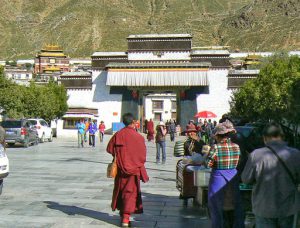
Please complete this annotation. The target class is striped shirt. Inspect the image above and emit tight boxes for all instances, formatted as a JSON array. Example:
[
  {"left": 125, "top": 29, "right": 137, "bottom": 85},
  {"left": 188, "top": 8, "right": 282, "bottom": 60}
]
[{"left": 207, "top": 138, "right": 240, "bottom": 169}]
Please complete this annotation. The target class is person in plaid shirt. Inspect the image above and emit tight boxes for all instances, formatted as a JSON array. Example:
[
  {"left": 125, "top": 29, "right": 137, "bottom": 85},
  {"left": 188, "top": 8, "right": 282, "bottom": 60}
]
[
  {"left": 207, "top": 138, "right": 240, "bottom": 169},
  {"left": 205, "top": 120, "right": 244, "bottom": 228}
]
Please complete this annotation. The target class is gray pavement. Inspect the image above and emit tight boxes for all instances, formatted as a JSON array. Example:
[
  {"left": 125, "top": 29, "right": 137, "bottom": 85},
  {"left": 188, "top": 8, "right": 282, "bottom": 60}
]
[{"left": 0, "top": 134, "right": 211, "bottom": 228}]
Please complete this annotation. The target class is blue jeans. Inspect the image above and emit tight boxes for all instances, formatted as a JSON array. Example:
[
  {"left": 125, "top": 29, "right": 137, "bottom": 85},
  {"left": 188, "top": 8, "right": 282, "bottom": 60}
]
[
  {"left": 256, "top": 215, "right": 294, "bottom": 228},
  {"left": 156, "top": 141, "right": 166, "bottom": 163}
]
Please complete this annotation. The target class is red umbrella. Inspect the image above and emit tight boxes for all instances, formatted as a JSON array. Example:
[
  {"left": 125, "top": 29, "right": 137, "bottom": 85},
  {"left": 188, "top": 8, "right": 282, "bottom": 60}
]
[{"left": 194, "top": 111, "right": 217, "bottom": 118}]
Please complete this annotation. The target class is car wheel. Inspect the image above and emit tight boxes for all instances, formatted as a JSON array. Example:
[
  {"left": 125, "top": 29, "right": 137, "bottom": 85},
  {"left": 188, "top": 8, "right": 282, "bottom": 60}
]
[
  {"left": 40, "top": 133, "right": 45, "bottom": 143},
  {"left": 23, "top": 138, "right": 29, "bottom": 148},
  {"left": 48, "top": 133, "right": 53, "bottom": 142},
  {"left": 7, "top": 143, "right": 15, "bottom": 147}
]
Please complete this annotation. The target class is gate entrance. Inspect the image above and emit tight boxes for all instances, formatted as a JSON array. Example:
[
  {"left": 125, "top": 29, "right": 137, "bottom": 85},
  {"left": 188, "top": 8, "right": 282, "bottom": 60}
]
[{"left": 115, "top": 85, "right": 207, "bottom": 130}]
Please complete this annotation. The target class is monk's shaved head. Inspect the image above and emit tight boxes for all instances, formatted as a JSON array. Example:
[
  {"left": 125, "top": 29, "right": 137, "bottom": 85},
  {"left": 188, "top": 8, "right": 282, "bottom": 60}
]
[{"left": 123, "top": 113, "right": 134, "bottom": 126}]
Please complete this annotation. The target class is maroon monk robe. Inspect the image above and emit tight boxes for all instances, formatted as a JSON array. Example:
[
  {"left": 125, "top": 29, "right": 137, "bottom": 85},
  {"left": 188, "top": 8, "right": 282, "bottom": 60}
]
[
  {"left": 146, "top": 120, "right": 154, "bottom": 141},
  {"left": 106, "top": 126, "right": 149, "bottom": 215}
]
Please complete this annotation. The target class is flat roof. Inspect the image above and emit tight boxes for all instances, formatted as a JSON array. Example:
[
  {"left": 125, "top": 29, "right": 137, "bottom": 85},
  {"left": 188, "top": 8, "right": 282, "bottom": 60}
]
[
  {"left": 228, "top": 70, "right": 260, "bottom": 75},
  {"left": 106, "top": 62, "right": 211, "bottom": 68},
  {"left": 17, "top": 59, "right": 35, "bottom": 64},
  {"left": 92, "top": 52, "right": 127, "bottom": 57},
  {"left": 192, "top": 50, "right": 230, "bottom": 55},
  {"left": 61, "top": 71, "right": 91, "bottom": 77},
  {"left": 127, "top": 34, "right": 192, "bottom": 39}
]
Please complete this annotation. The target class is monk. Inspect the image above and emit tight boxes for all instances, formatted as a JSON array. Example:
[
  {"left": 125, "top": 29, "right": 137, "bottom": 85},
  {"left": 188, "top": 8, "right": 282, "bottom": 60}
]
[
  {"left": 107, "top": 113, "right": 149, "bottom": 227},
  {"left": 146, "top": 118, "right": 154, "bottom": 142}
]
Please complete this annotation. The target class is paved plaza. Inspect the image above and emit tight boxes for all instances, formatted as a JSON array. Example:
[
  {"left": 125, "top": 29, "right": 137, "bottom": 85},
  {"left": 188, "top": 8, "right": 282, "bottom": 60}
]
[{"left": 1, "top": 135, "right": 211, "bottom": 228}]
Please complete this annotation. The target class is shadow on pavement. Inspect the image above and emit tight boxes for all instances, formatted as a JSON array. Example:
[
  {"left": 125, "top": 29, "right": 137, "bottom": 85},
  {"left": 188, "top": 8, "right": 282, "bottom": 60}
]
[
  {"left": 44, "top": 190, "right": 211, "bottom": 228},
  {"left": 152, "top": 177, "right": 176, "bottom": 182},
  {"left": 146, "top": 167, "right": 175, "bottom": 173},
  {"left": 44, "top": 201, "right": 120, "bottom": 226},
  {"left": 62, "top": 158, "right": 110, "bottom": 165}
]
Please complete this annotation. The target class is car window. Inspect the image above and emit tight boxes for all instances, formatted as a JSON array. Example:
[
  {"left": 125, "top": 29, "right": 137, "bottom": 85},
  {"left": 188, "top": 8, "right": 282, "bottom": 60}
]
[
  {"left": 24, "top": 122, "right": 31, "bottom": 128},
  {"left": 0, "top": 121, "right": 22, "bottom": 128},
  {"left": 235, "top": 127, "right": 253, "bottom": 138},
  {"left": 29, "top": 120, "right": 37, "bottom": 125},
  {"left": 40, "top": 120, "right": 49, "bottom": 127}
]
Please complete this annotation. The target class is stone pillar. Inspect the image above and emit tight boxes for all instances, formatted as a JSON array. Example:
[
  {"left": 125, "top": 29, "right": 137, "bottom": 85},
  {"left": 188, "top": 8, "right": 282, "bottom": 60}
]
[
  {"left": 178, "top": 87, "right": 204, "bottom": 128},
  {"left": 120, "top": 88, "right": 139, "bottom": 119}
]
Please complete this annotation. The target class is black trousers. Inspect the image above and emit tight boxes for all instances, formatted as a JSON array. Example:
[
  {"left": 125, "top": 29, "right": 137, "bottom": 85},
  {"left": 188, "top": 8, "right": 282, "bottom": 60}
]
[
  {"left": 170, "top": 132, "right": 175, "bottom": 141},
  {"left": 89, "top": 134, "right": 95, "bottom": 146},
  {"left": 0, "top": 179, "right": 3, "bottom": 195}
]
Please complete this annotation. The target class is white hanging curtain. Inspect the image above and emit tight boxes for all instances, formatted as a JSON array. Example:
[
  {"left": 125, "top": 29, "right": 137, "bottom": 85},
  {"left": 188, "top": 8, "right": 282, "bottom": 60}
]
[{"left": 106, "top": 69, "right": 208, "bottom": 86}]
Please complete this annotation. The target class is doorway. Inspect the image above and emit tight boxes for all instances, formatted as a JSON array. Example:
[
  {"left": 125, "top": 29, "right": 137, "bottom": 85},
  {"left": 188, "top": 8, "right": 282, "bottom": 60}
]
[{"left": 142, "top": 93, "right": 177, "bottom": 126}]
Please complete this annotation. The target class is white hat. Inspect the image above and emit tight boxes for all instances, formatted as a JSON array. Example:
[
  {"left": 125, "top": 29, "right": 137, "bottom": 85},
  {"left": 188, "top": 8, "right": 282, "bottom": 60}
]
[{"left": 158, "top": 121, "right": 165, "bottom": 126}]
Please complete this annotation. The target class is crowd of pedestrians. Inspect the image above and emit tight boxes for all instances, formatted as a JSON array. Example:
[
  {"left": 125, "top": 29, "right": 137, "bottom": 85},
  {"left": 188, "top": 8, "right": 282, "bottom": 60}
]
[
  {"left": 106, "top": 114, "right": 299, "bottom": 228},
  {"left": 76, "top": 119, "right": 105, "bottom": 148},
  {"left": 68, "top": 114, "right": 300, "bottom": 227}
]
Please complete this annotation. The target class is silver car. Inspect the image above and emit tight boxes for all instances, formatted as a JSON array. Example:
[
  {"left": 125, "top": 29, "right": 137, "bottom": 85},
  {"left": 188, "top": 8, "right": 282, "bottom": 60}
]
[{"left": 0, "top": 119, "right": 39, "bottom": 148}]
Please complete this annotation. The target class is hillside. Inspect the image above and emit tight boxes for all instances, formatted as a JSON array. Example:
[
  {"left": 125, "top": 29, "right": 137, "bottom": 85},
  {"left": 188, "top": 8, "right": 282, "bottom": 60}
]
[
  {"left": 219, "top": 0, "right": 300, "bottom": 51},
  {"left": 0, "top": 0, "right": 299, "bottom": 59}
]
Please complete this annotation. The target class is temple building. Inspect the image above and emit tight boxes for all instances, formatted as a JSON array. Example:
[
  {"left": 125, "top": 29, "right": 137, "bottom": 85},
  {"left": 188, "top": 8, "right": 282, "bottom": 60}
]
[
  {"left": 59, "top": 34, "right": 300, "bottom": 137},
  {"left": 56, "top": 34, "right": 233, "bottom": 137},
  {"left": 227, "top": 70, "right": 260, "bottom": 90},
  {"left": 34, "top": 45, "right": 70, "bottom": 81}
]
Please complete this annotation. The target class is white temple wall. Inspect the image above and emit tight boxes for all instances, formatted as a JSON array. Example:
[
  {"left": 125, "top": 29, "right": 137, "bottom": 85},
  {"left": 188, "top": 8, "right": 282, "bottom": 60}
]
[
  {"left": 57, "top": 70, "right": 122, "bottom": 138},
  {"left": 128, "top": 51, "right": 191, "bottom": 61},
  {"left": 91, "top": 70, "right": 122, "bottom": 129},
  {"left": 196, "top": 69, "right": 232, "bottom": 121}
]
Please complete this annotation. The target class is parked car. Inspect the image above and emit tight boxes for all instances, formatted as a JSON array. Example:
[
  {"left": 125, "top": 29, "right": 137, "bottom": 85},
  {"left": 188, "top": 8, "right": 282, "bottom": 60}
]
[
  {"left": 234, "top": 126, "right": 264, "bottom": 154},
  {"left": 234, "top": 123, "right": 300, "bottom": 173},
  {"left": 27, "top": 119, "right": 53, "bottom": 143},
  {"left": 0, "top": 145, "right": 9, "bottom": 179},
  {"left": 0, "top": 119, "right": 39, "bottom": 147}
]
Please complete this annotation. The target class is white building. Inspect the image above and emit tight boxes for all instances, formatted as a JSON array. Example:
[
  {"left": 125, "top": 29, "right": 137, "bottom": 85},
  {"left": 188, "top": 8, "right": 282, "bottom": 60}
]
[
  {"left": 58, "top": 34, "right": 231, "bottom": 136},
  {"left": 56, "top": 34, "right": 266, "bottom": 137},
  {"left": 144, "top": 94, "right": 177, "bottom": 122},
  {"left": 4, "top": 67, "right": 33, "bottom": 85}
]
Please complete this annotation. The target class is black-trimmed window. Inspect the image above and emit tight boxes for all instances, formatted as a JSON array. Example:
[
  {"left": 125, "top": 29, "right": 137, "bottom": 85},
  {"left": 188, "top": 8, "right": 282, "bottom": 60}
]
[
  {"left": 171, "top": 100, "right": 177, "bottom": 110},
  {"left": 152, "top": 100, "right": 163, "bottom": 110},
  {"left": 63, "top": 118, "right": 82, "bottom": 129}
]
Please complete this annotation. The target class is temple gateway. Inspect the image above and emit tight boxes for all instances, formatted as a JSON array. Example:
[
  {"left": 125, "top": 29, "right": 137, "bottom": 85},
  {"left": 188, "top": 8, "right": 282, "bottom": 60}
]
[{"left": 58, "top": 34, "right": 234, "bottom": 136}]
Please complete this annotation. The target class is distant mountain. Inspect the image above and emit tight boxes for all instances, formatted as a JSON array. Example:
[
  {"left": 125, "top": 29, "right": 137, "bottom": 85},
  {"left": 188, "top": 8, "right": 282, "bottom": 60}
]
[
  {"left": 219, "top": 0, "right": 300, "bottom": 51},
  {"left": 0, "top": 0, "right": 299, "bottom": 59}
]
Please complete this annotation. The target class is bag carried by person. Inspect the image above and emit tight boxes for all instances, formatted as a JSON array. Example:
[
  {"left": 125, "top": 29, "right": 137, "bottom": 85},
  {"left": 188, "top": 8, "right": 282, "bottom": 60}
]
[
  {"left": 267, "top": 146, "right": 300, "bottom": 193},
  {"left": 107, "top": 155, "right": 117, "bottom": 178},
  {"left": 174, "top": 140, "right": 185, "bottom": 157}
]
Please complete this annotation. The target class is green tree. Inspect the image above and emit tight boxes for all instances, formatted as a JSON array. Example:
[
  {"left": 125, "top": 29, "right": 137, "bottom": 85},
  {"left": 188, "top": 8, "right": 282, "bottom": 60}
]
[
  {"left": 0, "top": 67, "right": 68, "bottom": 121},
  {"left": 230, "top": 54, "right": 300, "bottom": 124},
  {"left": 46, "top": 81, "right": 68, "bottom": 119}
]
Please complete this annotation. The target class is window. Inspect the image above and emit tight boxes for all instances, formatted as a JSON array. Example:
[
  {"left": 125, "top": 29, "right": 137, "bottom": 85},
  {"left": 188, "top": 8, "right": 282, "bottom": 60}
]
[
  {"left": 0, "top": 121, "right": 22, "bottom": 128},
  {"left": 154, "top": 113, "right": 162, "bottom": 121},
  {"left": 171, "top": 100, "right": 177, "bottom": 110},
  {"left": 63, "top": 118, "right": 81, "bottom": 129},
  {"left": 152, "top": 100, "right": 163, "bottom": 110},
  {"left": 26, "top": 74, "right": 30, "bottom": 78},
  {"left": 171, "top": 112, "right": 177, "bottom": 119},
  {"left": 29, "top": 120, "right": 37, "bottom": 126},
  {"left": 25, "top": 122, "right": 32, "bottom": 128},
  {"left": 40, "top": 120, "right": 49, "bottom": 127}
]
